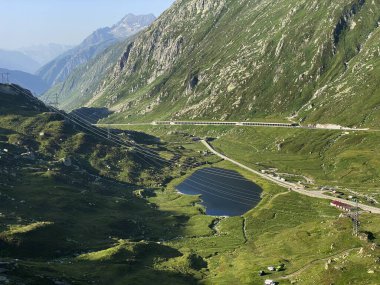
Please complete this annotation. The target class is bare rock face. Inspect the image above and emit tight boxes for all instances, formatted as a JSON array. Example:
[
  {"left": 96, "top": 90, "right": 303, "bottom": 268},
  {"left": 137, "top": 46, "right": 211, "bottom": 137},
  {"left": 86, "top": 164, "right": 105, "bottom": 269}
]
[
  {"left": 119, "top": 43, "right": 134, "bottom": 71},
  {"left": 94, "top": 0, "right": 255, "bottom": 114},
  {"left": 96, "top": 0, "right": 226, "bottom": 110}
]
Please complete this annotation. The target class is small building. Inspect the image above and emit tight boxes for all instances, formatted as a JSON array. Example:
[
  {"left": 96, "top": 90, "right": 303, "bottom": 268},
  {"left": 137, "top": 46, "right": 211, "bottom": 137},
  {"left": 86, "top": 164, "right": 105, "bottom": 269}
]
[
  {"left": 330, "top": 200, "right": 352, "bottom": 212},
  {"left": 267, "top": 266, "right": 275, "bottom": 271},
  {"left": 265, "top": 280, "right": 276, "bottom": 285}
]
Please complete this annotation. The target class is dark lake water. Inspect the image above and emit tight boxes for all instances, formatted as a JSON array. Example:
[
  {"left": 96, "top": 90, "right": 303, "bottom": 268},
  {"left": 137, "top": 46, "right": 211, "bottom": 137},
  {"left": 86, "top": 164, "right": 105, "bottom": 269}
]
[{"left": 176, "top": 168, "right": 262, "bottom": 216}]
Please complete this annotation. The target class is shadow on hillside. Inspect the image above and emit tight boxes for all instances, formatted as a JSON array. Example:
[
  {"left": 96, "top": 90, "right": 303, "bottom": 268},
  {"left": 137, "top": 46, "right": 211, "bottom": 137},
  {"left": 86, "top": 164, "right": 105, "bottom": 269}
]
[
  {"left": 70, "top": 107, "right": 112, "bottom": 124},
  {"left": 0, "top": 163, "right": 201, "bottom": 284}
]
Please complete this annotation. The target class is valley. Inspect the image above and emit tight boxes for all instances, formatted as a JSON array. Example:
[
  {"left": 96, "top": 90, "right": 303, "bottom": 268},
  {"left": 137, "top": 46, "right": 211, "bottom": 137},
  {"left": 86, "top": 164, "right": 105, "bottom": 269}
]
[
  {"left": 1, "top": 0, "right": 380, "bottom": 284},
  {"left": 1, "top": 83, "right": 380, "bottom": 284}
]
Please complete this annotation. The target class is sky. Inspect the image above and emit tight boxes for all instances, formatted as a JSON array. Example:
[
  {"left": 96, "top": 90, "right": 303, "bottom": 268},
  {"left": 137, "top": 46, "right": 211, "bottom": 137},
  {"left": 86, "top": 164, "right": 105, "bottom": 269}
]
[{"left": 0, "top": 0, "right": 176, "bottom": 50}]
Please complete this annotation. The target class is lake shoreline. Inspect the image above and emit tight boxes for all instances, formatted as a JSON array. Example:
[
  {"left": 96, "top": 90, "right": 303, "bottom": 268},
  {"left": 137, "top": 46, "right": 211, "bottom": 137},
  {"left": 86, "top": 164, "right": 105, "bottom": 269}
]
[{"left": 176, "top": 167, "right": 263, "bottom": 217}]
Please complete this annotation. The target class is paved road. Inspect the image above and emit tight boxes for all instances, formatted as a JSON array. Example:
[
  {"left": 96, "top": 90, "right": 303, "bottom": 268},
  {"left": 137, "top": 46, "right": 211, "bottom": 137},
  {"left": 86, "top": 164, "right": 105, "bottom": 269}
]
[{"left": 201, "top": 140, "right": 380, "bottom": 214}]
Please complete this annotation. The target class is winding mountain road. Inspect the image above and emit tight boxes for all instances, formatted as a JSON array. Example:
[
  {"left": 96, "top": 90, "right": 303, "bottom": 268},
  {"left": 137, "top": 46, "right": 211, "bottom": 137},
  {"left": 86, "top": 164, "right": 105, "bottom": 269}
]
[{"left": 201, "top": 140, "right": 380, "bottom": 214}]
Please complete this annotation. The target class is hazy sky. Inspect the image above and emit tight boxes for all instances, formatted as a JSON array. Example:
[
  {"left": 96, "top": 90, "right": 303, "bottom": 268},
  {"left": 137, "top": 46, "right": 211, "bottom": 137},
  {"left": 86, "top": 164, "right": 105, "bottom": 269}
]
[{"left": 0, "top": 0, "right": 176, "bottom": 50}]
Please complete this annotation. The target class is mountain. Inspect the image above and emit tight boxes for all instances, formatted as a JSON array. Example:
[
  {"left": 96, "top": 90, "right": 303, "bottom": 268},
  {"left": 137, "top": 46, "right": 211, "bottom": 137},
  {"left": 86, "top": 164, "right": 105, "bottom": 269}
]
[
  {"left": 0, "top": 49, "right": 40, "bottom": 73},
  {"left": 3, "top": 1, "right": 380, "bottom": 283},
  {"left": 50, "top": 0, "right": 380, "bottom": 128},
  {"left": 19, "top": 43, "right": 73, "bottom": 66},
  {"left": 0, "top": 68, "right": 48, "bottom": 95},
  {"left": 110, "top": 13, "right": 158, "bottom": 39},
  {"left": 43, "top": 40, "right": 130, "bottom": 110},
  {"left": 38, "top": 14, "right": 156, "bottom": 86}
]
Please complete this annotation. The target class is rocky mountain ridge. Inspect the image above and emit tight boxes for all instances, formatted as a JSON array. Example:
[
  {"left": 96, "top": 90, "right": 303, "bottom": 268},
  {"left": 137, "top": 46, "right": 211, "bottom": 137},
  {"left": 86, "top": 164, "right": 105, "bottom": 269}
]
[
  {"left": 0, "top": 49, "right": 40, "bottom": 73},
  {"left": 18, "top": 43, "right": 73, "bottom": 66},
  {"left": 0, "top": 68, "right": 48, "bottom": 95},
  {"left": 37, "top": 14, "right": 156, "bottom": 86}
]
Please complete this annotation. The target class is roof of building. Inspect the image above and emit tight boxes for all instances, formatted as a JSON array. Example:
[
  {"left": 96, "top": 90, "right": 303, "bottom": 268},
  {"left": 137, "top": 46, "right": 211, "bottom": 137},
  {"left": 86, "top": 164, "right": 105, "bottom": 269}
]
[{"left": 331, "top": 200, "right": 352, "bottom": 209}]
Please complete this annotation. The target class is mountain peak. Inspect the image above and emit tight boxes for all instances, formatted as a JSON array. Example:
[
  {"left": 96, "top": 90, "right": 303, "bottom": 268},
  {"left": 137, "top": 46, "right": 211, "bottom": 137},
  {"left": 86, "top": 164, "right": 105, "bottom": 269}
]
[{"left": 111, "top": 14, "right": 156, "bottom": 39}]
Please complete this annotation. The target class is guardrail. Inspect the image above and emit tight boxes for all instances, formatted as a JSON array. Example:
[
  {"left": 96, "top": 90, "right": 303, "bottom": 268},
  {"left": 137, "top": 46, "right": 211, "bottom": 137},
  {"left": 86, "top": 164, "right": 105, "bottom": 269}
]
[{"left": 152, "top": 121, "right": 300, "bottom": 128}]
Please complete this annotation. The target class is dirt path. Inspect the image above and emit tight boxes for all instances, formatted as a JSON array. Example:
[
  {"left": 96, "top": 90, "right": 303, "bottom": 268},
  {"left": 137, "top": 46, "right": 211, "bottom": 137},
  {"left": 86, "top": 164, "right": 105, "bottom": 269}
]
[
  {"left": 242, "top": 217, "right": 248, "bottom": 244},
  {"left": 280, "top": 248, "right": 360, "bottom": 280}
]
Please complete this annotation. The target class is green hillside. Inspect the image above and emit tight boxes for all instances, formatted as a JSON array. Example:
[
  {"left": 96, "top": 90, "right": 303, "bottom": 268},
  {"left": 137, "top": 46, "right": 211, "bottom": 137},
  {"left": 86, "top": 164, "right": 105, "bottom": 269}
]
[
  {"left": 0, "top": 84, "right": 206, "bottom": 284},
  {"left": 46, "top": 0, "right": 380, "bottom": 128},
  {"left": 4, "top": 84, "right": 380, "bottom": 284}
]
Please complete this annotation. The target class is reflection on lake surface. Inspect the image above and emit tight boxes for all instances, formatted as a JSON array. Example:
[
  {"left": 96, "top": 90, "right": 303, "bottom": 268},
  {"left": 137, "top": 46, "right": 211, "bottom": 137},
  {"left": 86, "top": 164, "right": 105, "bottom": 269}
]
[{"left": 176, "top": 168, "right": 262, "bottom": 216}]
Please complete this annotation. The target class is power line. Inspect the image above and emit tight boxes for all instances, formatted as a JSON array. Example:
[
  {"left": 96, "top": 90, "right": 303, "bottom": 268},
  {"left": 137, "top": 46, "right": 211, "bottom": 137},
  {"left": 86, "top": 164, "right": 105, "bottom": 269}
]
[
  {"left": 178, "top": 180, "right": 255, "bottom": 207},
  {"left": 58, "top": 106, "right": 257, "bottom": 174},
  {"left": 186, "top": 174, "right": 261, "bottom": 200},
  {"left": 11, "top": 84, "right": 319, "bottom": 211},
  {"left": 57, "top": 109, "right": 267, "bottom": 203},
  {"left": 71, "top": 108, "right": 107, "bottom": 124},
  {"left": 54, "top": 107, "right": 161, "bottom": 169},
  {"left": 68, "top": 110, "right": 168, "bottom": 163},
  {"left": 55, "top": 107, "right": 274, "bottom": 197},
  {"left": 6, "top": 87, "right": 352, "bottom": 214},
  {"left": 11, "top": 85, "right": 162, "bottom": 171},
  {"left": 180, "top": 179, "right": 261, "bottom": 203},
  {"left": 55, "top": 107, "right": 167, "bottom": 166},
  {"left": 198, "top": 168, "right": 257, "bottom": 182},
  {"left": 63, "top": 110, "right": 265, "bottom": 205},
  {"left": 12, "top": 86, "right": 266, "bottom": 202}
]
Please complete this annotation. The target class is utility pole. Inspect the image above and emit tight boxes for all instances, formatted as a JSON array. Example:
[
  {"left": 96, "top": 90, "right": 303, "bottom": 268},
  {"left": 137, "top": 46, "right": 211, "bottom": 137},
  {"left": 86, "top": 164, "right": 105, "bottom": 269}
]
[
  {"left": 1, "top": 73, "right": 10, "bottom": 84},
  {"left": 352, "top": 198, "right": 359, "bottom": 237},
  {"left": 49, "top": 93, "right": 59, "bottom": 109},
  {"left": 54, "top": 93, "right": 59, "bottom": 109}
]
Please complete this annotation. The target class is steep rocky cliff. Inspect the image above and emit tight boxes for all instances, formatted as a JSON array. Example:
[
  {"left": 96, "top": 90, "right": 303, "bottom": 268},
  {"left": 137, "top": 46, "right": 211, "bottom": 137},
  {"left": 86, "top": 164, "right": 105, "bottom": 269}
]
[{"left": 52, "top": 0, "right": 380, "bottom": 127}]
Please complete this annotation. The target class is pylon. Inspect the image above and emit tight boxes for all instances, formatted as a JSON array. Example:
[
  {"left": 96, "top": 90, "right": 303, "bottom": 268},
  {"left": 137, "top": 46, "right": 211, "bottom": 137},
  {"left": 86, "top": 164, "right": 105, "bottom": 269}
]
[
  {"left": 1, "top": 73, "right": 10, "bottom": 84},
  {"left": 352, "top": 198, "right": 359, "bottom": 237}
]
